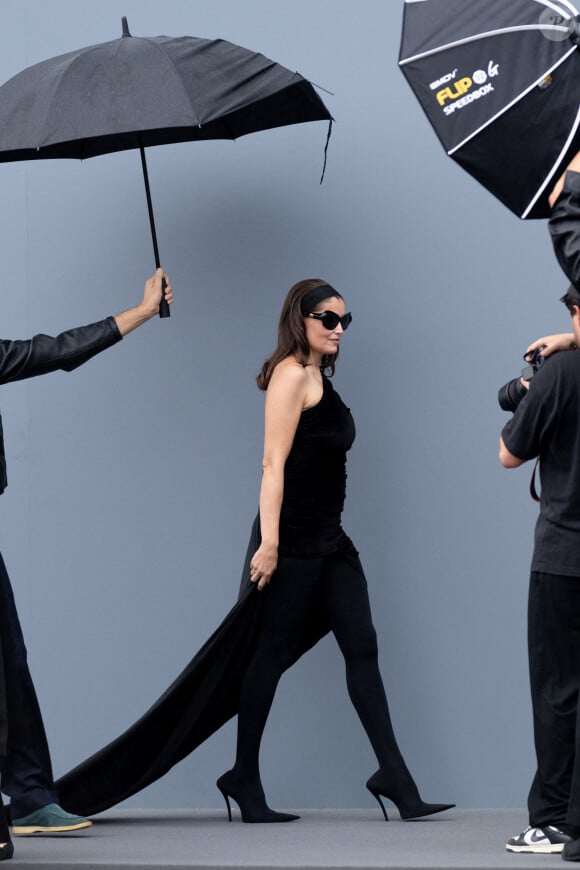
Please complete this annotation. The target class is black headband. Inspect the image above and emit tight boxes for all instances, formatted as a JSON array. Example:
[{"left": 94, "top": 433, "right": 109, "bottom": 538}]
[{"left": 300, "top": 284, "right": 342, "bottom": 316}]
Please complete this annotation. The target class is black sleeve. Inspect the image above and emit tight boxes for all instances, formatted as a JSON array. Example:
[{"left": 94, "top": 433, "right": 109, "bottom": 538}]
[
  {"left": 501, "top": 366, "right": 556, "bottom": 461},
  {"left": 0, "top": 316, "right": 122, "bottom": 385},
  {"left": 549, "top": 170, "right": 580, "bottom": 288}
]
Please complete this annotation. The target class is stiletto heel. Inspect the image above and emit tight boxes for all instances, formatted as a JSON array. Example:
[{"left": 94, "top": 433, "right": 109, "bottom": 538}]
[
  {"left": 367, "top": 785, "right": 389, "bottom": 821},
  {"left": 217, "top": 783, "right": 233, "bottom": 822},
  {"left": 216, "top": 771, "right": 300, "bottom": 823},
  {"left": 366, "top": 769, "right": 454, "bottom": 821}
]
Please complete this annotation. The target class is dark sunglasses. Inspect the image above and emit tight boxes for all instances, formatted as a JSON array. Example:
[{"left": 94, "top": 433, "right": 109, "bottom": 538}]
[{"left": 307, "top": 310, "right": 352, "bottom": 331}]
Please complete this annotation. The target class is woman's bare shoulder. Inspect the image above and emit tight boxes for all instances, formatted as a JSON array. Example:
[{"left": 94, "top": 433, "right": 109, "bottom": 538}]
[{"left": 269, "top": 357, "right": 308, "bottom": 387}]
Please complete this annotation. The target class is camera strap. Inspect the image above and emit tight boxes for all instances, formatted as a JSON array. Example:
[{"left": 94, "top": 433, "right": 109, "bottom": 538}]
[{"left": 529, "top": 458, "right": 540, "bottom": 503}]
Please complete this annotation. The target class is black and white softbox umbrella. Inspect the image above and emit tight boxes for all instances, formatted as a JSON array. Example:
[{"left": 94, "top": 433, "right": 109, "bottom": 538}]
[{"left": 399, "top": 0, "right": 580, "bottom": 218}]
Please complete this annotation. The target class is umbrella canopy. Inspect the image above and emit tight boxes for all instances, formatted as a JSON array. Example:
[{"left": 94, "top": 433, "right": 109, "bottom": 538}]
[
  {"left": 0, "top": 19, "right": 332, "bottom": 313},
  {"left": 399, "top": 0, "right": 580, "bottom": 219}
]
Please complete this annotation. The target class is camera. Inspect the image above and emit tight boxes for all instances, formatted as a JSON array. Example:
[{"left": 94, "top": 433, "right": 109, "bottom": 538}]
[{"left": 498, "top": 347, "right": 545, "bottom": 412}]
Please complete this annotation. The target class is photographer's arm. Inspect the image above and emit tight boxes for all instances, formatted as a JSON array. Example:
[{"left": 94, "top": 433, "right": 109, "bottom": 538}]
[
  {"left": 526, "top": 333, "right": 575, "bottom": 358},
  {"left": 499, "top": 436, "right": 525, "bottom": 468}
]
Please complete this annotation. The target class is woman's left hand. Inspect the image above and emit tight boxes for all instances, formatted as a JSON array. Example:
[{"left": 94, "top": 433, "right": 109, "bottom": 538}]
[{"left": 250, "top": 542, "right": 278, "bottom": 591}]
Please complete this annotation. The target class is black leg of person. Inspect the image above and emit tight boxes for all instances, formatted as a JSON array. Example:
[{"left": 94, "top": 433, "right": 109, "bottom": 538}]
[
  {"left": 0, "top": 555, "right": 91, "bottom": 834},
  {"left": 321, "top": 550, "right": 454, "bottom": 821}
]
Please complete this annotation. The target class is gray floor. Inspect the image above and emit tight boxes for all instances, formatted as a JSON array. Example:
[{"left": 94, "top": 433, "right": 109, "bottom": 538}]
[{"left": 4, "top": 808, "right": 568, "bottom": 870}]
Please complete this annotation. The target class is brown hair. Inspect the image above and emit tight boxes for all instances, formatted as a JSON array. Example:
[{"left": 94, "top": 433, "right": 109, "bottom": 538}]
[{"left": 256, "top": 279, "right": 343, "bottom": 391}]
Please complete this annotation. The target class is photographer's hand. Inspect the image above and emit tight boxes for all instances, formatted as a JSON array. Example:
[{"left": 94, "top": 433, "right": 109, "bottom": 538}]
[{"left": 526, "top": 333, "right": 575, "bottom": 358}]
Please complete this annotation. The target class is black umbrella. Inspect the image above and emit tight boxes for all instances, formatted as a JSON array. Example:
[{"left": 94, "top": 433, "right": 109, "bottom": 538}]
[
  {"left": 399, "top": 0, "right": 580, "bottom": 219},
  {"left": 0, "top": 18, "right": 332, "bottom": 315}
]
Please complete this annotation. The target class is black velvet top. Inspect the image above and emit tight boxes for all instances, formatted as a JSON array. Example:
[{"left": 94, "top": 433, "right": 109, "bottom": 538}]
[{"left": 278, "top": 374, "right": 356, "bottom": 558}]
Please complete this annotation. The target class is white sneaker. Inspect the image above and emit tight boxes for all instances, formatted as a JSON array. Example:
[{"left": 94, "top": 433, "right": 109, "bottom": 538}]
[{"left": 506, "top": 825, "right": 572, "bottom": 853}]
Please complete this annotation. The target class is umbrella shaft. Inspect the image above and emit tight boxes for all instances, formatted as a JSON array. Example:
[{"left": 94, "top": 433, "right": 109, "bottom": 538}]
[
  {"left": 139, "top": 144, "right": 161, "bottom": 269},
  {"left": 139, "top": 144, "right": 170, "bottom": 318}
]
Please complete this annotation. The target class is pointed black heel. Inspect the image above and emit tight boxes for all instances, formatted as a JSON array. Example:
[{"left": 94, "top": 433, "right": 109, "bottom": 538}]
[
  {"left": 216, "top": 771, "right": 300, "bottom": 824},
  {"left": 366, "top": 770, "right": 455, "bottom": 821}
]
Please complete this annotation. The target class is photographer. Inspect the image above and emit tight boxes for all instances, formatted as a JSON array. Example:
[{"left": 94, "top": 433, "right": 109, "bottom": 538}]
[{"left": 500, "top": 157, "right": 580, "bottom": 858}]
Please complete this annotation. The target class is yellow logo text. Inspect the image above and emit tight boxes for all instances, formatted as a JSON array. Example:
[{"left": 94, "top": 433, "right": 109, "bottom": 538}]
[{"left": 436, "top": 78, "right": 473, "bottom": 106}]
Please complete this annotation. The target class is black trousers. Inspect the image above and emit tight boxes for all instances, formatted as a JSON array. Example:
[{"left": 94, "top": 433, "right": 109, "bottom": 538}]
[
  {"left": 0, "top": 553, "right": 57, "bottom": 817},
  {"left": 528, "top": 571, "right": 580, "bottom": 829},
  {"left": 234, "top": 546, "right": 409, "bottom": 778}
]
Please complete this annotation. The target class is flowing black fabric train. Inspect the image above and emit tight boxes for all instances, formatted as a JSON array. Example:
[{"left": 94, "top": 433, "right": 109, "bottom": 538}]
[
  {"left": 56, "top": 518, "right": 329, "bottom": 817},
  {"left": 57, "top": 374, "right": 354, "bottom": 816},
  {"left": 56, "top": 374, "right": 429, "bottom": 817}
]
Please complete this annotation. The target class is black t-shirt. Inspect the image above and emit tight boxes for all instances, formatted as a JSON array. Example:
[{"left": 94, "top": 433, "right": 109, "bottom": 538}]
[{"left": 501, "top": 350, "right": 580, "bottom": 576}]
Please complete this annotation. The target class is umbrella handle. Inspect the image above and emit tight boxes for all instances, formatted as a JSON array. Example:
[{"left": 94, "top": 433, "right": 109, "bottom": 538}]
[{"left": 159, "top": 277, "right": 170, "bottom": 318}]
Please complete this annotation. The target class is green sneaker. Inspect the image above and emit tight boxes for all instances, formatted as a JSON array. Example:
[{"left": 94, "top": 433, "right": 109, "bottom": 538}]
[{"left": 12, "top": 803, "right": 92, "bottom": 835}]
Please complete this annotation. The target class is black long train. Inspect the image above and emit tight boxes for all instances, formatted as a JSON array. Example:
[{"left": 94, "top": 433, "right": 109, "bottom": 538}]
[{"left": 56, "top": 518, "right": 329, "bottom": 816}]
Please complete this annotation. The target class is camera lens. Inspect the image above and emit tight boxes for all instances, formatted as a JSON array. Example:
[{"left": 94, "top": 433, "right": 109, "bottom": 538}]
[{"left": 498, "top": 378, "right": 527, "bottom": 412}]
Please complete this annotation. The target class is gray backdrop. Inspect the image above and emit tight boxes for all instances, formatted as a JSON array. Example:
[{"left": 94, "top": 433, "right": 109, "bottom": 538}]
[{"left": 0, "top": 0, "right": 566, "bottom": 811}]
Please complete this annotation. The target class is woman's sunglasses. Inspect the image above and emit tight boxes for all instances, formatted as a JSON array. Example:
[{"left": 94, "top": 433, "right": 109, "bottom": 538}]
[{"left": 307, "top": 311, "right": 352, "bottom": 331}]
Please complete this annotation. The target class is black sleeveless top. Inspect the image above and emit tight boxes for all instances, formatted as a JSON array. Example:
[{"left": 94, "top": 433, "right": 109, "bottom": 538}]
[{"left": 278, "top": 374, "right": 356, "bottom": 558}]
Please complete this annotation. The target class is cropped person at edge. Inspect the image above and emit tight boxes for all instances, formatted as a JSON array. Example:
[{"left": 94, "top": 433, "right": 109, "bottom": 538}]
[
  {"left": 500, "top": 151, "right": 580, "bottom": 860},
  {"left": 0, "top": 268, "right": 172, "bottom": 861}
]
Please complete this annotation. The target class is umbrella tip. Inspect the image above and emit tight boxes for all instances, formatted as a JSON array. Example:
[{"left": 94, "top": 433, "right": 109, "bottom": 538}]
[{"left": 121, "top": 16, "right": 131, "bottom": 37}]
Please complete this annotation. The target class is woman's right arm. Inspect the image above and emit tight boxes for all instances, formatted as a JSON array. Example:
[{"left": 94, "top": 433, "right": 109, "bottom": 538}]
[{"left": 250, "top": 364, "right": 307, "bottom": 591}]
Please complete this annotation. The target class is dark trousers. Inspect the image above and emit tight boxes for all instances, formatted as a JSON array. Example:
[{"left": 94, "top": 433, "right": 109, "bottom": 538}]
[
  {"left": 528, "top": 571, "right": 580, "bottom": 829},
  {"left": 0, "top": 552, "right": 57, "bottom": 817},
  {"left": 234, "top": 547, "right": 409, "bottom": 778}
]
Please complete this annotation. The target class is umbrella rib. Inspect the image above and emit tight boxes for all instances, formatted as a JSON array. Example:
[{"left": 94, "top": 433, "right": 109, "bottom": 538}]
[
  {"left": 399, "top": 25, "right": 571, "bottom": 65},
  {"left": 448, "top": 45, "right": 577, "bottom": 156},
  {"left": 533, "top": 0, "right": 579, "bottom": 17},
  {"left": 522, "top": 106, "right": 580, "bottom": 218}
]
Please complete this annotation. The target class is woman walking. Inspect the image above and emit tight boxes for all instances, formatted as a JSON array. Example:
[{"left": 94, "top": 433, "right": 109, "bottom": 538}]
[{"left": 216, "top": 279, "right": 454, "bottom": 823}]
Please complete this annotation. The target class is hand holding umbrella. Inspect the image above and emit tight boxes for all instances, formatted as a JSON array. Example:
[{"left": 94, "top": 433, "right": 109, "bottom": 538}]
[{"left": 114, "top": 268, "right": 173, "bottom": 335}]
